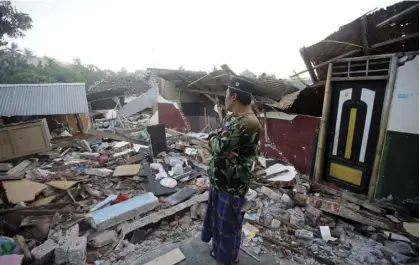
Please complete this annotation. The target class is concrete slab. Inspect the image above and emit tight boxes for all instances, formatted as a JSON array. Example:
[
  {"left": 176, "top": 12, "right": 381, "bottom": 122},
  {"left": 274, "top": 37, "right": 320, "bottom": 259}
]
[
  {"left": 120, "top": 233, "right": 283, "bottom": 265},
  {"left": 86, "top": 192, "right": 159, "bottom": 231},
  {"left": 31, "top": 239, "right": 57, "bottom": 265}
]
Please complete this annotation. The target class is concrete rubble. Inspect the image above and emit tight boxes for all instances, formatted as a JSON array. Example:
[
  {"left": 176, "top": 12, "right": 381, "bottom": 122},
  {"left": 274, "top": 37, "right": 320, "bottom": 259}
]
[{"left": 0, "top": 121, "right": 418, "bottom": 265}]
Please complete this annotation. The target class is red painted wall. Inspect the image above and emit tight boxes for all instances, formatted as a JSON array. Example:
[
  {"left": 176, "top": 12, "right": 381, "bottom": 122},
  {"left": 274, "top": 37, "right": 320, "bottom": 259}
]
[
  {"left": 159, "top": 103, "right": 320, "bottom": 175},
  {"left": 259, "top": 115, "right": 320, "bottom": 174},
  {"left": 158, "top": 103, "right": 189, "bottom": 132}
]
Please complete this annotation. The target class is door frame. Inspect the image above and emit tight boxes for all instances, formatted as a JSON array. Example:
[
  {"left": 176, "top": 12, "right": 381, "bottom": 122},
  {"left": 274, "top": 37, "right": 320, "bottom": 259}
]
[{"left": 313, "top": 52, "right": 403, "bottom": 198}]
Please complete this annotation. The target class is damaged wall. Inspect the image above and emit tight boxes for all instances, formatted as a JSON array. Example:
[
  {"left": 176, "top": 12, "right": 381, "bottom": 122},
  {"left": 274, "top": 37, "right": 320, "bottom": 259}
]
[
  {"left": 46, "top": 114, "right": 90, "bottom": 134},
  {"left": 156, "top": 79, "right": 221, "bottom": 133},
  {"left": 259, "top": 112, "right": 320, "bottom": 175},
  {"left": 157, "top": 102, "right": 189, "bottom": 132},
  {"left": 376, "top": 55, "right": 419, "bottom": 201}
]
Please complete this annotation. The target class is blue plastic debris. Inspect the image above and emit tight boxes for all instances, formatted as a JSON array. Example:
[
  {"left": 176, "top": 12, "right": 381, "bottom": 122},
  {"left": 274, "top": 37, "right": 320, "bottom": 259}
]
[
  {"left": 85, "top": 192, "right": 159, "bottom": 231},
  {"left": 90, "top": 194, "right": 118, "bottom": 212}
]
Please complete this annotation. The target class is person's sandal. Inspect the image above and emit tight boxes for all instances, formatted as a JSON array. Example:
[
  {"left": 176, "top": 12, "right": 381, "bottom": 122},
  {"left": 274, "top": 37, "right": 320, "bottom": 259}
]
[
  {"left": 210, "top": 251, "right": 240, "bottom": 264},
  {"left": 210, "top": 251, "right": 216, "bottom": 259}
]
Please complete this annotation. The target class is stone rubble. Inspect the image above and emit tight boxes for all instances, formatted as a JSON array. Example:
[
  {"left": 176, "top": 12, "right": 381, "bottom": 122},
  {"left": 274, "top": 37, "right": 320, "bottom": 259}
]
[{"left": 0, "top": 123, "right": 418, "bottom": 265}]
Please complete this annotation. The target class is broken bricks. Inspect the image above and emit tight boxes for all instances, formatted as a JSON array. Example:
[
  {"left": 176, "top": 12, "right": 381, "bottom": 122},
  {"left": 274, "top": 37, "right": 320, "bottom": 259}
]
[
  {"left": 89, "top": 230, "right": 118, "bottom": 248},
  {"left": 31, "top": 239, "right": 57, "bottom": 265},
  {"left": 55, "top": 224, "right": 79, "bottom": 265},
  {"left": 68, "top": 236, "right": 87, "bottom": 265}
]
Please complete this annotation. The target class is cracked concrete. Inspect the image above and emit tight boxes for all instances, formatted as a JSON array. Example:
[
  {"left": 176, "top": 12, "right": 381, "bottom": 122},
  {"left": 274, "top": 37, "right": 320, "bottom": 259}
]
[{"left": 115, "top": 232, "right": 296, "bottom": 265}]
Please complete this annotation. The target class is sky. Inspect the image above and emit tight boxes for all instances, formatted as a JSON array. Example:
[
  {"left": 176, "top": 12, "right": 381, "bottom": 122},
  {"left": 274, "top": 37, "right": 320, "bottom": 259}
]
[{"left": 10, "top": 0, "right": 400, "bottom": 78}]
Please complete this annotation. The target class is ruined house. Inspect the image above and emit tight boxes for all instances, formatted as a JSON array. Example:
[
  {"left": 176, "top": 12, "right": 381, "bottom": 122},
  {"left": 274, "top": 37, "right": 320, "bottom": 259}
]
[
  {"left": 0, "top": 83, "right": 90, "bottom": 161},
  {"left": 146, "top": 66, "right": 325, "bottom": 175},
  {"left": 0, "top": 83, "right": 90, "bottom": 134},
  {"left": 297, "top": 1, "right": 419, "bottom": 203}
]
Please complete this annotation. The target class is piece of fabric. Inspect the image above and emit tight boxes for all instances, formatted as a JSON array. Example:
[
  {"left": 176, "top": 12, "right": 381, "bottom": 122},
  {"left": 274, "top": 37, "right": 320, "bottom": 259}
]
[
  {"left": 208, "top": 113, "right": 260, "bottom": 196},
  {"left": 202, "top": 186, "right": 246, "bottom": 265}
]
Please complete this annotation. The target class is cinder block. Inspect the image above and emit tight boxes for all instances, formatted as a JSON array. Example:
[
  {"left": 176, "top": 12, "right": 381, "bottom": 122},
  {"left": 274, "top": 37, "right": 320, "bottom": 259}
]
[
  {"left": 68, "top": 236, "right": 87, "bottom": 265},
  {"left": 31, "top": 239, "right": 57, "bottom": 265},
  {"left": 54, "top": 224, "right": 79, "bottom": 265}
]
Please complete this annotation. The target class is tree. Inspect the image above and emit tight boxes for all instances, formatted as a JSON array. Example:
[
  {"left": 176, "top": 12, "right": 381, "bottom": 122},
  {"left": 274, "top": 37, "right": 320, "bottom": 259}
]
[
  {"left": 23, "top": 48, "right": 34, "bottom": 59},
  {"left": 0, "top": 1, "right": 32, "bottom": 47},
  {"left": 8, "top": 42, "right": 21, "bottom": 54}
]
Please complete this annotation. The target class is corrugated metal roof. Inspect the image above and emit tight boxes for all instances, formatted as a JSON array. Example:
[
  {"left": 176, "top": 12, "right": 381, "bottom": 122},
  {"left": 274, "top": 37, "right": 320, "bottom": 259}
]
[{"left": 0, "top": 83, "right": 89, "bottom": 116}]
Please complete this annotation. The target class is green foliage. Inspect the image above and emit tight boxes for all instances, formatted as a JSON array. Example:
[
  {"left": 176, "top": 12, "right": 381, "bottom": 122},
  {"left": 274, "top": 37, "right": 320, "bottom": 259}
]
[
  {"left": 0, "top": 1, "right": 143, "bottom": 86},
  {"left": 0, "top": 1, "right": 32, "bottom": 47}
]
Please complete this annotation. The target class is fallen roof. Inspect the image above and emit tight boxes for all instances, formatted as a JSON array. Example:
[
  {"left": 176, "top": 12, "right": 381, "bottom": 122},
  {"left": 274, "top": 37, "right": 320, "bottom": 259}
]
[
  {"left": 87, "top": 90, "right": 125, "bottom": 111},
  {"left": 303, "top": 1, "right": 419, "bottom": 80},
  {"left": 88, "top": 76, "right": 150, "bottom": 96},
  {"left": 118, "top": 86, "right": 158, "bottom": 118},
  {"left": 0, "top": 83, "right": 89, "bottom": 116},
  {"left": 152, "top": 67, "right": 300, "bottom": 102}
]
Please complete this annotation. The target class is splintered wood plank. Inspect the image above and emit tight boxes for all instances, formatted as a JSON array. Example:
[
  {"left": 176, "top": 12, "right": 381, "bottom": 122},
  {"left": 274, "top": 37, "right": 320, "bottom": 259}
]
[
  {"left": 113, "top": 165, "right": 141, "bottom": 177},
  {"left": 46, "top": 180, "right": 78, "bottom": 190},
  {"left": 2, "top": 179, "right": 48, "bottom": 204},
  {"left": 143, "top": 248, "right": 186, "bottom": 265},
  {"left": 32, "top": 195, "right": 57, "bottom": 206},
  {"left": 6, "top": 160, "right": 31, "bottom": 176},
  {"left": 15, "top": 235, "right": 31, "bottom": 259}
]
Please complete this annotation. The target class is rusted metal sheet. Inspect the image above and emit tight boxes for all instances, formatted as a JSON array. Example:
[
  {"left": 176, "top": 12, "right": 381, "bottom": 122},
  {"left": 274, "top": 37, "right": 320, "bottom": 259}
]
[{"left": 260, "top": 115, "right": 320, "bottom": 174}]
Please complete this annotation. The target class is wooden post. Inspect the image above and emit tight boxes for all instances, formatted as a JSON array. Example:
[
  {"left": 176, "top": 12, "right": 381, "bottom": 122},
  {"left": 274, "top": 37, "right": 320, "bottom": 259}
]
[
  {"left": 74, "top": 114, "right": 84, "bottom": 135},
  {"left": 361, "top": 15, "right": 369, "bottom": 56},
  {"left": 368, "top": 56, "right": 398, "bottom": 199},
  {"left": 204, "top": 105, "right": 208, "bottom": 129},
  {"left": 299, "top": 47, "right": 318, "bottom": 83},
  {"left": 313, "top": 63, "right": 333, "bottom": 182},
  {"left": 263, "top": 109, "right": 268, "bottom": 142}
]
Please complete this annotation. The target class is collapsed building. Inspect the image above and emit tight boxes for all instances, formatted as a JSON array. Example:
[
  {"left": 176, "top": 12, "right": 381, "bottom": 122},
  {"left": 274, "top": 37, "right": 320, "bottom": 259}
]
[
  {"left": 297, "top": 0, "right": 419, "bottom": 205},
  {"left": 0, "top": 1, "right": 418, "bottom": 265},
  {"left": 0, "top": 83, "right": 91, "bottom": 161}
]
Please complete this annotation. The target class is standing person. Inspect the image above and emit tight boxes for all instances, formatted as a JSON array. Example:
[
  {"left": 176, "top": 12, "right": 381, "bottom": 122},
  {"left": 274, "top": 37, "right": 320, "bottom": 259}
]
[{"left": 202, "top": 76, "right": 261, "bottom": 265}]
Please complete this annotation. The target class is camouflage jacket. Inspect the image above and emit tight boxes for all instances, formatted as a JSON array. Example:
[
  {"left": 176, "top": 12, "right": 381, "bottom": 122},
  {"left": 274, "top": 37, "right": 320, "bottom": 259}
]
[{"left": 208, "top": 113, "right": 260, "bottom": 197}]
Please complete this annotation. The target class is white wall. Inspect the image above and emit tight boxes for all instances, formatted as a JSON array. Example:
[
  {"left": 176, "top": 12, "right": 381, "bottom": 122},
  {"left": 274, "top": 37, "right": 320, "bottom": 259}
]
[{"left": 387, "top": 56, "right": 419, "bottom": 134}]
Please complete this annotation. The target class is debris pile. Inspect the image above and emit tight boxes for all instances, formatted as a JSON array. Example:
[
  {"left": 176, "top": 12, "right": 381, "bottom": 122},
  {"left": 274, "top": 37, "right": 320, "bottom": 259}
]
[
  {"left": 0, "top": 125, "right": 210, "bottom": 265},
  {"left": 0, "top": 124, "right": 418, "bottom": 265},
  {"left": 238, "top": 160, "right": 419, "bottom": 265}
]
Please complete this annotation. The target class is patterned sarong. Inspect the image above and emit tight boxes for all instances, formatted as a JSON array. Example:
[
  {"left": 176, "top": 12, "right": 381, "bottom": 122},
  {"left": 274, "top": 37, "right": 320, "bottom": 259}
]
[{"left": 201, "top": 186, "right": 245, "bottom": 265}]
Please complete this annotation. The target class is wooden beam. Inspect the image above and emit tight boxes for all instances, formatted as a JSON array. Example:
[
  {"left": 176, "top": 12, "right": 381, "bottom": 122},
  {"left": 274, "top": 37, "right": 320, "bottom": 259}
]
[
  {"left": 368, "top": 56, "right": 399, "bottom": 199},
  {"left": 299, "top": 47, "right": 318, "bottom": 83},
  {"left": 177, "top": 88, "right": 224, "bottom": 97},
  {"left": 332, "top": 75, "right": 389, "bottom": 81},
  {"left": 175, "top": 73, "right": 217, "bottom": 95},
  {"left": 372, "top": 32, "right": 419, "bottom": 48},
  {"left": 87, "top": 129, "right": 148, "bottom": 145},
  {"left": 291, "top": 49, "right": 360, "bottom": 78},
  {"left": 377, "top": 3, "right": 419, "bottom": 28},
  {"left": 187, "top": 74, "right": 210, "bottom": 87},
  {"left": 361, "top": 16, "right": 369, "bottom": 56},
  {"left": 74, "top": 114, "right": 84, "bottom": 134},
  {"left": 336, "top": 50, "right": 418, "bottom": 62},
  {"left": 313, "top": 63, "right": 333, "bottom": 182}
]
